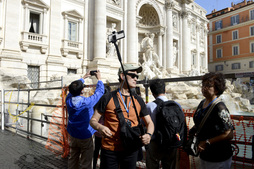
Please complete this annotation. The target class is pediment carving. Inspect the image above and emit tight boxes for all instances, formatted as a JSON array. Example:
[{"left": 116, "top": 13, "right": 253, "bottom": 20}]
[
  {"left": 62, "top": 10, "right": 83, "bottom": 19},
  {"left": 22, "top": 0, "right": 49, "bottom": 9}
]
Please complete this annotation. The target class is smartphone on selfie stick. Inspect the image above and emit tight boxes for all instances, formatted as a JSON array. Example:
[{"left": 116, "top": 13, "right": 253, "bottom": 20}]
[{"left": 108, "top": 30, "right": 145, "bottom": 135}]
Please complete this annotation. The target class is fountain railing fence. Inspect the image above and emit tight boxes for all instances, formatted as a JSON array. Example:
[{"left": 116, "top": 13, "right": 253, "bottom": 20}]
[{"left": 0, "top": 73, "right": 253, "bottom": 168}]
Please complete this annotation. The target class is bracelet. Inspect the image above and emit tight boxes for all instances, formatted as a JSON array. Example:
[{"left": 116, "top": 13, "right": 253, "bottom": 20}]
[
  {"left": 147, "top": 133, "right": 152, "bottom": 137},
  {"left": 206, "top": 139, "right": 211, "bottom": 145}
]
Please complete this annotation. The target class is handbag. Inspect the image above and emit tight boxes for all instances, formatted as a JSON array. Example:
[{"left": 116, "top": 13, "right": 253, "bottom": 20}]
[
  {"left": 184, "top": 98, "right": 221, "bottom": 156},
  {"left": 112, "top": 91, "right": 144, "bottom": 152}
]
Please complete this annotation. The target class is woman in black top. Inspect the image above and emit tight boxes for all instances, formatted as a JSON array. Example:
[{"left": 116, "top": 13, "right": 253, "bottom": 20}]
[{"left": 190, "top": 72, "right": 234, "bottom": 169}]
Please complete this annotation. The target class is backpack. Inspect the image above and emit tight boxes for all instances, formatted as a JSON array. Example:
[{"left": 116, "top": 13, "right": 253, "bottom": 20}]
[{"left": 154, "top": 99, "right": 186, "bottom": 149}]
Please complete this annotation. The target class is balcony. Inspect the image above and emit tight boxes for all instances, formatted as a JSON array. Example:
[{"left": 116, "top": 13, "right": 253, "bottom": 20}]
[
  {"left": 61, "top": 39, "right": 82, "bottom": 59},
  {"left": 20, "top": 32, "right": 48, "bottom": 54}
]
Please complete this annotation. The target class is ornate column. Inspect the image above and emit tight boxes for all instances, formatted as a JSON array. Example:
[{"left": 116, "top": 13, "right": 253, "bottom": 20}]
[
  {"left": 204, "top": 28, "right": 209, "bottom": 70},
  {"left": 181, "top": 10, "right": 191, "bottom": 73},
  {"left": 196, "top": 24, "right": 200, "bottom": 73},
  {"left": 165, "top": 1, "right": 174, "bottom": 70},
  {"left": 158, "top": 28, "right": 164, "bottom": 66},
  {"left": 127, "top": 0, "right": 136, "bottom": 64},
  {"left": 94, "top": 0, "right": 106, "bottom": 59}
]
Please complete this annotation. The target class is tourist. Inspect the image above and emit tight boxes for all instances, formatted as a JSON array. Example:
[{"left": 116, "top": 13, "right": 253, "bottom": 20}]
[
  {"left": 66, "top": 70, "right": 104, "bottom": 169},
  {"left": 90, "top": 63, "right": 154, "bottom": 169},
  {"left": 146, "top": 79, "right": 186, "bottom": 169},
  {"left": 189, "top": 72, "right": 234, "bottom": 169},
  {"left": 93, "top": 85, "right": 111, "bottom": 169}
]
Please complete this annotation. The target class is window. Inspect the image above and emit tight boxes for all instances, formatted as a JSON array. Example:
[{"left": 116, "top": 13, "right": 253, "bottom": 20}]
[
  {"left": 215, "top": 20, "right": 222, "bottom": 30},
  {"left": 20, "top": 0, "right": 49, "bottom": 53},
  {"left": 191, "top": 23, "right": 196, "bottom": 35},
  {"left": 232, "top": 45, "right": 239, "bottom": 56},
  {"left": 231, "top": 15, "right": 239, "bottom": 25},
  {"left": 61, "top": 10, "right": 83, "bottom": 57},
  {"left": 29, "top": 13, "right": 40, "bottom": 33},
  {"left": 68, "top": 69, "right": 77, "bottom": 74},
  {"left": 68, "top": 21, "right": 77, "bottom": 41},
  {"left": 251, "top": 9, "right": 254, "bottom": 20},
  {"left": 192, "top": 53, "right": 196, "bottom": 65},
  {"left": 216, "top": 35, "right": 222, "bottom": 43},
  {"left": 232, "top": 30, "right": 238, "bottom": 40},
  {"left": 216, "top": 48, "right": 222, "bottom": 58},
  {"left": 250, "top": 26, "right": 254, "bottom": 36},
  {"left": 215, "top": 65, "right": 223, "bottom": 71},
  {"left": 251, "top": 42, "right": 254, "bottom": 53},
  {"left": 250, "top": 61, "right": 254, "bottom": 68},
  {"left": 232, "top": 63, "right": 241, "bottom": 70},
  {"left": 27, "top": 66, "right": 40, "bottom": 88}
]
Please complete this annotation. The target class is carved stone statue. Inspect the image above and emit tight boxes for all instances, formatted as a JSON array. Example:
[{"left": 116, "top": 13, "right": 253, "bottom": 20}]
[
  {"left": 140, "top": 33, "right": 164, "bottom": 79},
  {"left": 173, "top": 14, "right": 177, "bottom": 29},
  {"left": 106, "top": 23, "right": 117, "bottom": 58},
  {"left": 173, "top": 41, "right": 178, "bottom": 67},
  {"left": 107, "top": 0, "right": 120, "bottom": 5}
]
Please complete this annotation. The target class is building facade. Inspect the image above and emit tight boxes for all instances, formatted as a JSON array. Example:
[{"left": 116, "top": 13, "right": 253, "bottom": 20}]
[
  {"left": 207, "top": 0, "right": 254, "bottom": 82},
  {"left": 0, "top": 0, "right": 208, "bottom": 84}
]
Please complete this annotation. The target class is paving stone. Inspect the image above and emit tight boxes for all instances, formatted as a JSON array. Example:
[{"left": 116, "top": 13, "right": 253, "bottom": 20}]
[{"left": 0, "top": 130, "right": 68, "bottom": 169}]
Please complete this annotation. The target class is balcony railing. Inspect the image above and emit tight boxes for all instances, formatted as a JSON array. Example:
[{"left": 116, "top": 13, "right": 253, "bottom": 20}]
[
  {"left": 61, "top": 39, "right": 82, "bottom": 58},
  {"left": 213, "top": 17, "right": 253, "bottom": 32},
  {"left": 20, "top": 32, "right": 48, "bottom": 54}
]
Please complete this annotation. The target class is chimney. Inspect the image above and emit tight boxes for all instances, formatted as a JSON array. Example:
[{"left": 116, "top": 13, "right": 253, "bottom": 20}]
[
  {"left": 244, "top": 0, "right": 247, "bottom": 4},
  {"left": 231, "top": 2, "right": 234, "bottom": 7}
]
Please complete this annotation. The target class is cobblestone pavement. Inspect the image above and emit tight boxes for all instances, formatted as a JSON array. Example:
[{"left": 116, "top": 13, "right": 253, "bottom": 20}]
[{"left": 0, "top": 130, "right": 68, "bottom": 169}]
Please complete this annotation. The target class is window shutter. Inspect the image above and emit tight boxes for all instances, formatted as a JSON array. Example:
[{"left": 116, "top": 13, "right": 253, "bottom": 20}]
[
  {"left": 236, "top": 15, "right": 239, "bottom": 24},
  {"left": 251, "top": 10, "right": 254, "bottom": 20}
]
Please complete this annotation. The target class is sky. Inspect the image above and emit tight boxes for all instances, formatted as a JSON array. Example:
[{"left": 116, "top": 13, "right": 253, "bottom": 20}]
[{"left": 194, "top": 0, "right": 244, "bottom": 14}]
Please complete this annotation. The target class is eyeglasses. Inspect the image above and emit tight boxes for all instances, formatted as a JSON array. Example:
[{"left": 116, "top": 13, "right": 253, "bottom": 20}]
[{"left": 126, "top": 73, "right": 139, "bottom": 79}]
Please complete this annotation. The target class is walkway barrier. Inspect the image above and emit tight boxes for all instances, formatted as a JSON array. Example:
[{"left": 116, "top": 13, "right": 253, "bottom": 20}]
[
  {"left": 1, "top": 74, "right": 253, "bottom": 168},
  {"left": 45, "top": 87, "right": 69, "bottom": 158},
  {"left": 136, "top": 110, "right": 254, "bottom": 169}
]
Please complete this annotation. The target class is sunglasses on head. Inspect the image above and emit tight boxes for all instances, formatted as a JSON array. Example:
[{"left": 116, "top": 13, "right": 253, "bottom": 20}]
[{"left": 126, "top": 73, "right": 139, "bottom": 79}]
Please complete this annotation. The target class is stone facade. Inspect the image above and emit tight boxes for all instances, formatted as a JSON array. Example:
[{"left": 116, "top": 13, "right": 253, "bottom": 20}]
[{"left": 0, "top": 0, "right": 208, "bottom": 83}]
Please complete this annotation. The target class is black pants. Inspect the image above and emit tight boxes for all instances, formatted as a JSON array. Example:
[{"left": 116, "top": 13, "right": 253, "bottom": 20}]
[
  {"left": 100, "top": 148, "right": 138, "bottom": 169},
  {"left": 93, "top": 136, "right": 102, "bottom": 169}
]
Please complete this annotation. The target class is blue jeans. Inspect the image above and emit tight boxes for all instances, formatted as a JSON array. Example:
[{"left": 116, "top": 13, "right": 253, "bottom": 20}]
[{"left": 100, "top": 148, "right": 138, "bottom": 169}]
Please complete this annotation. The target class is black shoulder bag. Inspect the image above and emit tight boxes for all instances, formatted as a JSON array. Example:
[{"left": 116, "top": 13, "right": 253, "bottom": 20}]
[{"left": 112, "top": 90, "right": 143, "bottom": 152}]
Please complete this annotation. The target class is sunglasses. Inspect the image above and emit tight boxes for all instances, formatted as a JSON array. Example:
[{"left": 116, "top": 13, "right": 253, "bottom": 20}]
[{"left": 126, "top": 73, "right": 139, "bottom": 79}]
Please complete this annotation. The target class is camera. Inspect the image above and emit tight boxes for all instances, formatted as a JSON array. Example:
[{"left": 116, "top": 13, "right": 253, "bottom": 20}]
[
  {"left": 90, "top": 70, "right": 97, "bottom": 76},
  {"left": 108, "top": 30, "right": 125, "bottom": 43}
]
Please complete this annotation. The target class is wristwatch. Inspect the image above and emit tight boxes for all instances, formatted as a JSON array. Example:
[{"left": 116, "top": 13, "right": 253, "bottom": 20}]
[
  {"left": 205, "top": 139, "right": 211, "bottom": 145},
  {"left": 147, "top": 133, "right": 152, "bottom": 138}
]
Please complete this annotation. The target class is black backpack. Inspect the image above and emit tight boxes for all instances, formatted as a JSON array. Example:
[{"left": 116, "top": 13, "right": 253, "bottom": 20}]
[{"left": 154, "top": 99, "right": 186, "bottom": 149}]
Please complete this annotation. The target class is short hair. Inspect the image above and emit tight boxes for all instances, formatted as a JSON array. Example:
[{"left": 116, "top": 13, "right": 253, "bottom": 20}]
[
  {"left": 104, "top": 85, "right": 111, "bottom": 94},
  {"left": 68, "top": 80, "right": 84, "bottom": 96},
  {"left": 202, "top": 72, "right": 226, "bottom": 96},
  {"left": 149, "top": 79, "right": 165, "bottom": 96}
]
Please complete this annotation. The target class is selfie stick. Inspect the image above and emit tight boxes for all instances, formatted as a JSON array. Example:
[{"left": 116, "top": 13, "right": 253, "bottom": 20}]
[{"left": 110, "top": 31, "right": 145, "bottom": 135}]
